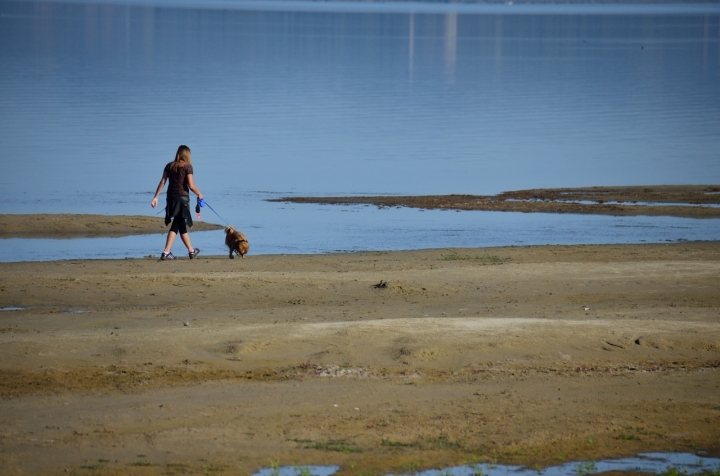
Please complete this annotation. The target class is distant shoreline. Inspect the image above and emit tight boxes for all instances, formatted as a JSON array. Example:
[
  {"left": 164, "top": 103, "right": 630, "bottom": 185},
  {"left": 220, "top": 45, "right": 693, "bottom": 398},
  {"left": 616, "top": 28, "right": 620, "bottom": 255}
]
[
  {"left": 24, "top": 0, "right": 720, "bottom": 17},
  {"left": 0, "top": 214, "right": 224, "bottom": 239},
  {"left": 270, "top": 185, "right": 720, "bottom": 219}
]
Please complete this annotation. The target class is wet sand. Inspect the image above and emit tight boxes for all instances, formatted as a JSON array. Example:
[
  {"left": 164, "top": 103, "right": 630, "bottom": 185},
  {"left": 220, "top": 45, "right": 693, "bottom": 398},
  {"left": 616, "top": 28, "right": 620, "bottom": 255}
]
[
  {"left": 0, "top": 214, "right": 224, "bottom": 238},
  {"left": 272, "top": 185, "right": 720, "bottom": 218},
  {"left": 1, "top": 242, "right": 719, "bottom": 474}
]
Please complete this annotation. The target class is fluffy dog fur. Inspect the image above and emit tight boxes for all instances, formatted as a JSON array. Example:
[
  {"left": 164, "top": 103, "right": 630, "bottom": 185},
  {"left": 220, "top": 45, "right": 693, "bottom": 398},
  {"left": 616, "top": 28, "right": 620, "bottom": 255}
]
[{"left": 224, "top": 226, "right": 249, "bottom": 259}]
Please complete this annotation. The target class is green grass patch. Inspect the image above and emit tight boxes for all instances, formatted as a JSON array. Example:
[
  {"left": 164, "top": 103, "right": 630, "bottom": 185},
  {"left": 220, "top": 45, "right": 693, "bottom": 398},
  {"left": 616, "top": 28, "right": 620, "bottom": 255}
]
[
  {"left": 129, "top": 461, "right": 155, "bottom": 467},
  {"left": 662, "top": 468, "right": 688, "bottom": 476},
  {"left": 294, "top": 438, "right": 361, "bottom": 453},
  {"left": 381, "top": 438, "right": 415, "bottom": 448},
  {"left": 440, "top": 253, "right": 511, "bottom": 264},
  {"left": 81, "top": 464, "right": 104, "bottom": 470},
  {"left": 575, "top": 461, "right": 597, "bottom": 476},
  {"left": 166, "top": 463, "right": 192, "bottom": 474},
  {"left": 661, "top": 467, "right": 720, "bottom": 476},
  {"left": 421, "top": 436, "right": 467, "bottom": 451},
  {"left": 380, "top": 436, "right": 469, "bottom": 452}
]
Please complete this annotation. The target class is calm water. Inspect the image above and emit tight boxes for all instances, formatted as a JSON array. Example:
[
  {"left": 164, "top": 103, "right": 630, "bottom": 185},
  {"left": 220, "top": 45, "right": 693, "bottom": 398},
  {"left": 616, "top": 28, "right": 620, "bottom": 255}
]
[
  {"left": 1, "top": 1, "right": 719, "bottom": 260},
  {"left": 252, "top": 453, "right": 720, "bottom": 476}
]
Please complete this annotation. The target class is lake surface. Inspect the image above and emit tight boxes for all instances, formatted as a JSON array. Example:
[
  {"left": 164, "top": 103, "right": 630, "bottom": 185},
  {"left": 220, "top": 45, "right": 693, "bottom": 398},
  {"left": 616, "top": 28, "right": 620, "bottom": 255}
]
[{"left": 1, "top": 0, "right": 719, "bottom": 260}]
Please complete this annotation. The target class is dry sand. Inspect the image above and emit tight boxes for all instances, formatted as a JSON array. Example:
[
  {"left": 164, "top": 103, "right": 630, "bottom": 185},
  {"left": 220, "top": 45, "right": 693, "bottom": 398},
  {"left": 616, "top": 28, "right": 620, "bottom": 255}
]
[{"left": 0, "top": 242, "right": 719, "bottom": 474}]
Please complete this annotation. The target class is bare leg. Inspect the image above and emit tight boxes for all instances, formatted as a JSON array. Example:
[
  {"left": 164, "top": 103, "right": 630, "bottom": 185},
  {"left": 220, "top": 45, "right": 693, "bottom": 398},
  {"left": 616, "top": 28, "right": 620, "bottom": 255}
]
[
  {"left": 164, "top": 231, "right": 177, "bottom": 251},
  {"left": 180, "top": 233, "right": 193, "bottom": 251}
]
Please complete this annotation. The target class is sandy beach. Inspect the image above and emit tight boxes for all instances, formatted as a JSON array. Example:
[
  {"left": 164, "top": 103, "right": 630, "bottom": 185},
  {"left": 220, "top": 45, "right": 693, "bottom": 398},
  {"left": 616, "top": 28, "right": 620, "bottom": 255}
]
[{"left": 1, "top": 241, "right": 719, "bottom": 474}]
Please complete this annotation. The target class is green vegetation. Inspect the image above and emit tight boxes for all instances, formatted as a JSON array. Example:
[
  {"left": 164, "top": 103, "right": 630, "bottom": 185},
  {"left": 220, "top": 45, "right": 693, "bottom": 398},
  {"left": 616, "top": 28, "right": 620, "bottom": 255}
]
[
  {"left": 80, "top": 463, "right": 104, "bottom": 470},
  {"left": 292, "top": 438, "right": 361, "bottom": 453},
  {"left": 440, "top": 253, "right": 511, "bottom": 264},
  {"left": 575, "top": 461, "right": 597, "bottom": 476},
  {"left": 381, "top": 438, "right": 414, "bottom": 448},
  {"left": 166, "top": 463, "right": 190, "bottom": 470},
  {"left": 270, "top": 460, "right": 281, "bottom": 476},
  {"left": 380, "top": 436, "right": 466, "bottom": 450},
  {"left": 660, "top": 466, "right": 720, "bottom": 476},
  {"left": 662, "top": 467, "right": 688, "bottom": 476},
  {"left": 423, "top": 436, "right": 467, "bottom": 451}
]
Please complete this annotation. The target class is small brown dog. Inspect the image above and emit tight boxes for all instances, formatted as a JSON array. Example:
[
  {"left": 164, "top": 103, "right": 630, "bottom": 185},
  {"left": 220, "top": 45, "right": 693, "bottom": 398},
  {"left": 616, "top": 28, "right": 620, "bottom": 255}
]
[{"left": 224, "top": 226, "right": 249, "bottom": 259}]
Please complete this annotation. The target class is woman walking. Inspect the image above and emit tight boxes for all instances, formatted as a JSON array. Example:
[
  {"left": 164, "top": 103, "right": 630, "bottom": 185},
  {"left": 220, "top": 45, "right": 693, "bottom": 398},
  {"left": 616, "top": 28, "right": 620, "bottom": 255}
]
[{"left": 151, "top": 145, "right": 203, "bottom": 260}]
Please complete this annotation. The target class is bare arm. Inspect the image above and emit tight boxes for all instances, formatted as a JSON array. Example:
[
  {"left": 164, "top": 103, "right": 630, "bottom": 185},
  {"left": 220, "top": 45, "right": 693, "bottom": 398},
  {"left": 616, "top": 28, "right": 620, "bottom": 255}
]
[
  {"left": 150, "top": 172, "right": 168, "bottom": 208},
  {"left": 187, "top": 173, "right": 203, "bottom": 200}
]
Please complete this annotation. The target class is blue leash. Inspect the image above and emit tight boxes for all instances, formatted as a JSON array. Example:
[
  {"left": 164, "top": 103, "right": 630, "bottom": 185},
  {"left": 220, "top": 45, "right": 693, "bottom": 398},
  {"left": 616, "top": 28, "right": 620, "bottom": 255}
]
[{"left": 202, "top": 200, "right": 230, "bottom": 227}]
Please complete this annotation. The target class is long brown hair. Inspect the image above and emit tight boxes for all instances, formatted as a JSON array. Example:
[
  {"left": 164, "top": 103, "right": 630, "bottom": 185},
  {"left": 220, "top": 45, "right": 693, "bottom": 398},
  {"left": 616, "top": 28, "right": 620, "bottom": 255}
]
[{"left": 169, "top": 145, "right": 192, "bottom": 172}]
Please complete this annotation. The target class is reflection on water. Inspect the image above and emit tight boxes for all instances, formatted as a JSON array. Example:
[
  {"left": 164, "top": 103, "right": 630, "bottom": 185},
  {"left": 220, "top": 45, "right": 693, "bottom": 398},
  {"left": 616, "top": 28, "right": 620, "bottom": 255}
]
[
  {"left": 2, "top": 1, "right": 718, "bottom": 197},
  {"left": 252, "top": 453, "right": 720, "bottom": 476},
  {"left": 1, "top": 1, "right": 719, "bottom": 259}
]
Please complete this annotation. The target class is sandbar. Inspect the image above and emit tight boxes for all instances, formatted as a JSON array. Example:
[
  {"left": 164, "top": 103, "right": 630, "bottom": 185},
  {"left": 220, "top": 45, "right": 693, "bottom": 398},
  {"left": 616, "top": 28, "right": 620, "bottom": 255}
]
[
  {"left": 271, "top": 185, "right": 720, "bottom": 218},
  {"left": 0, "top": 214, "right": 224, "bottom": 238}
]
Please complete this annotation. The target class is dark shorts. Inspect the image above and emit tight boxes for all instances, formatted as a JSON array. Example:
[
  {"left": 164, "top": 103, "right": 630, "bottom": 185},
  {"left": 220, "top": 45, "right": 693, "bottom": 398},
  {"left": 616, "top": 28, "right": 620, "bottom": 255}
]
[
  {"left": 170, "top": 215, "right": 187, "bottom": 234},
  {"left": 164, "top": 194, "right": 193, "bottom": 233}
]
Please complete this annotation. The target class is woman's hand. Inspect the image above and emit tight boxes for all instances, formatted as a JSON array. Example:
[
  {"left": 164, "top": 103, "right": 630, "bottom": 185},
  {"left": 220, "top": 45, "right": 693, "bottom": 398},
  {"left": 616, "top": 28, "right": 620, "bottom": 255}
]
[{"left": 152, "top": 172, "right": 167, "bottom": 208}]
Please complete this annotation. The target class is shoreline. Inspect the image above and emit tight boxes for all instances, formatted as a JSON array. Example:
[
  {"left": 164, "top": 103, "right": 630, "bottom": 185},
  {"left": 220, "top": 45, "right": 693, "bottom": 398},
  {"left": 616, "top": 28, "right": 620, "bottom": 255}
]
[
  {"left": 1, "top": 242, "right": 718, "bottom": 474},
  {"left": 2, "top": 239, "right": 718, "bottom": 264}
]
